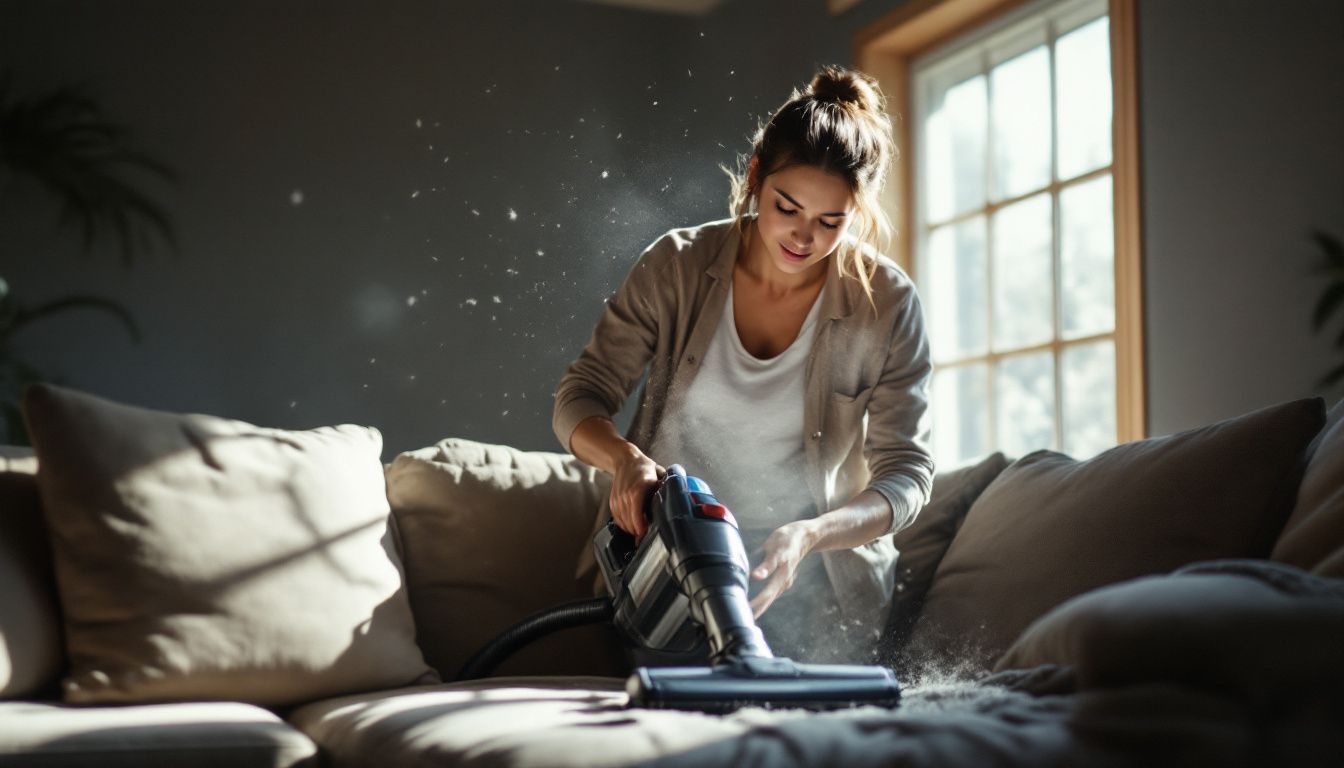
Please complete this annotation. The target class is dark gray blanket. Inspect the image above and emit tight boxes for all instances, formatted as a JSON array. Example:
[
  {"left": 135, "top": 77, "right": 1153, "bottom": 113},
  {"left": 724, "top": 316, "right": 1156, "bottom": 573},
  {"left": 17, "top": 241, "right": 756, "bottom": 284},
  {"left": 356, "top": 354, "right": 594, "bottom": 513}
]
[{"left": 642, "top": 561, "right": 1344, "bottom": 768}]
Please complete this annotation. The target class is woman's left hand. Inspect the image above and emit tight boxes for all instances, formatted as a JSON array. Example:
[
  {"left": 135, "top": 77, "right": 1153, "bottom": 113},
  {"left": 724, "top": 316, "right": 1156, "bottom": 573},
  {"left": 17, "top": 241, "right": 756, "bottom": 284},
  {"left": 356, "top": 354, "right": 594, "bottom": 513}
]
[{"left": 749, "top": 521, "right": 817, "bottom": 618}]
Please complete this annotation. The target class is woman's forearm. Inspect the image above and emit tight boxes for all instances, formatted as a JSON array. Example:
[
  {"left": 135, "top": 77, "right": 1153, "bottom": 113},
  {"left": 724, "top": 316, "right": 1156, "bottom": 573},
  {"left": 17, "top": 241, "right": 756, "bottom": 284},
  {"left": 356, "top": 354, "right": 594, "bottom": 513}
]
[
  {"left": 568, "top": 414, "right": 642, "bottom": 475},
  {"left": 799, "top": 489, "right": 894, "bottom": 552}
]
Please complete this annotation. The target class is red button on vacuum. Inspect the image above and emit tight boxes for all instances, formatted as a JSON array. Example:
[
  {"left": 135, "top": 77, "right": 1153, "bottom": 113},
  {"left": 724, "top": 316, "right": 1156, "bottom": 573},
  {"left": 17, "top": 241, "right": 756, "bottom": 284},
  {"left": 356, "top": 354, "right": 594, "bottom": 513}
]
[
  {"left": 696, "top": 503, "right": 738, "bottom": 527},
  {"left": 698, "top": 503, "right": 729, "bottom": 519}
]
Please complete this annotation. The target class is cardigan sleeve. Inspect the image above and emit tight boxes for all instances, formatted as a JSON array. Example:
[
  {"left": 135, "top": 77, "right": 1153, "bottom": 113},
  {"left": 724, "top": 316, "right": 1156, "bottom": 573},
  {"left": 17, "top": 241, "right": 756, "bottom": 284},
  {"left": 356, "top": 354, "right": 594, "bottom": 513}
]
[
  {"left": 552, "top": 233, "right": 677, "bottom": 454},
  {"left": 862, "top": 281, "right": 936, "bottom": 536}
]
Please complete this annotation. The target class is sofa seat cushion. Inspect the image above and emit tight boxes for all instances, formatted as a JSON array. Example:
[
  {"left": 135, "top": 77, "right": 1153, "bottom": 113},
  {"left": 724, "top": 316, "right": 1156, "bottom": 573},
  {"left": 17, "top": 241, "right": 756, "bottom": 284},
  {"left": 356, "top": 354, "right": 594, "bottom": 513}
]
[
  {"left": 22, "top": 384, "right": 437, "bottom": 706},
  {"left": 287, "top": 677, "right": 763, "bottom": 768},
  {"left": 288, "top": 675, "right": 1093, "bottom": 768},
  {"left": 0, "top": 700, "right": 318, "bottom": 767},
  {"left": 905, "top": 398, "right": 1325, "bottom": 674},
  {"left": 288, "top": 674, "right": 1317, "bottom": 768}
]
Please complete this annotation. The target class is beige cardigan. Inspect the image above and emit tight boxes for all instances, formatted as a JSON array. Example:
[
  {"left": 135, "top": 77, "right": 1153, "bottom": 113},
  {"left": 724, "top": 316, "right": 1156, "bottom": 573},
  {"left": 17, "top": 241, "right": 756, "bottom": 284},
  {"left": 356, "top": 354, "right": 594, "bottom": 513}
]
[{"left": 553, "top": 217, "right": 934, "bottom": 628}]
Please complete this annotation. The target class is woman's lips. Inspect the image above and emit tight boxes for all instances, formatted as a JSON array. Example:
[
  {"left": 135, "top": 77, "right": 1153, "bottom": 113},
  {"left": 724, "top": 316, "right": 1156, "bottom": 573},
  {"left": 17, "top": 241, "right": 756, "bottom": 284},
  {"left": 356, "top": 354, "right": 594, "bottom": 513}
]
[{"left": 780, "top": 244, "right": 810, "bottom": 261}]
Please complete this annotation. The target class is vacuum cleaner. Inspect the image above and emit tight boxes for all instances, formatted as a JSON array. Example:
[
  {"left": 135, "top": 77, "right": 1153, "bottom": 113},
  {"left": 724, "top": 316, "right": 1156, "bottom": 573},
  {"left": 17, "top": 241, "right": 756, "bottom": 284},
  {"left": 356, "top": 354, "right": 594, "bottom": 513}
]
[{"left": 457, "top": 464, "right": 902, "bottom": 713}]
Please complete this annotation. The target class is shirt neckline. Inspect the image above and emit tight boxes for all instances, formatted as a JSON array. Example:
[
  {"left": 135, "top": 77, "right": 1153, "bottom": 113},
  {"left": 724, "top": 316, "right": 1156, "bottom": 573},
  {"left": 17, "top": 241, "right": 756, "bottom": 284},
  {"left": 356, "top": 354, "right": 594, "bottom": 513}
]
[{"left": 725, "top": 280, "right": 825, "bottom": 364}]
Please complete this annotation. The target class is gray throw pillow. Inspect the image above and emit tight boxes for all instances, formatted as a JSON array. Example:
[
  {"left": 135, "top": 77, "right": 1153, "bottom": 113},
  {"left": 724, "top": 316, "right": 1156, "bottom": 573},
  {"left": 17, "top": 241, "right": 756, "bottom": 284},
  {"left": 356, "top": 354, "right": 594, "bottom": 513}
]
[
  {"left": 1272, "top": 399, "right": 1344, "bottom": 577},
  {"left": 905, "top": 397, "right": 1325, "bottom": 674},
  {"left": 876, "top": 452, "right": 1008, "bottom": 668}
]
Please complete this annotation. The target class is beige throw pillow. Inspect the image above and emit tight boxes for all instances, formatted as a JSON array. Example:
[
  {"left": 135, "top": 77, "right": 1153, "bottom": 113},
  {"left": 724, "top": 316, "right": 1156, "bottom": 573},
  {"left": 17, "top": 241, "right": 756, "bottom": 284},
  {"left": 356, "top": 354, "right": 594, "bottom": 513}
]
[
  {"left": 905, "top": 397, "right": 1325, "bottom": 674},
  {"left": 0, "top": 452, "right": 65, "bottom": 699},
  {"left": 23, "top": 384, "right": 438, "bottom": 706},
  {"left": 1272, "top": 399, "right": 1344, "bottom": 577},
  {"left": 385, "top": 438, "right": 626, "bottom": 679}
]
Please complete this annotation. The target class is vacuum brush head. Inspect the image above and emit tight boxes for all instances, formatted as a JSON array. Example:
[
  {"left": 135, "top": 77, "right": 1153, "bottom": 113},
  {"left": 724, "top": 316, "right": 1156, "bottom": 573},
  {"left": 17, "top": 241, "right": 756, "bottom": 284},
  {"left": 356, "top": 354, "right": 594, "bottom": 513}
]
[{"left": 628, "top": 656, "right": 901, "bottom": 713}]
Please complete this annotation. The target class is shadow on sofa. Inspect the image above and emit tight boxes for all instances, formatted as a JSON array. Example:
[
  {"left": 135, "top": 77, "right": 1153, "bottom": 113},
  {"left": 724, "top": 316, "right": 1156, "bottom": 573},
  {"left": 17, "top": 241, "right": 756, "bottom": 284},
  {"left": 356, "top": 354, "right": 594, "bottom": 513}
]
[{"left": 9, "top": 712, "right": 320, "bottom": 768}]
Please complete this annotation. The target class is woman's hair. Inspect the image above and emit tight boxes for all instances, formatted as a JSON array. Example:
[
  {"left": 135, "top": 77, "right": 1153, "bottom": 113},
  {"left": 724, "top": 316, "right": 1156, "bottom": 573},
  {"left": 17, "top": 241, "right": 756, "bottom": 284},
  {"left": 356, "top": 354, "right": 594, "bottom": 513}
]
[{"left": 724, "top": 65, "right": 896, "bottom": 309}]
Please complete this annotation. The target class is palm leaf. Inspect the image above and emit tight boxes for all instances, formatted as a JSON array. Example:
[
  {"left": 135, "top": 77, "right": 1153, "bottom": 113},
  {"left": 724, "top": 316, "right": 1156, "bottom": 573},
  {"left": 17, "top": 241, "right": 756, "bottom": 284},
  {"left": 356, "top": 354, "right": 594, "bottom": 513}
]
[
  {"left": 1312, "top": 230, "right": 1344, "bottom": 268},
  {"left": 0, "top": 353, "right": 46, "bottom": 446},
  {"left": 1320, "top": 359, "right": 1344, "bottom": 388},
  {"left": 6, "top": 295, "right": 141, "bottom": 342},
  {"left": 1311, "top": 280, "right": 1344, "bottom": 332},
  {"left": 3, "top": 355, "right": 47, "bottom": 386},
  {"left": 0, "top": 72, "right": 177, "bottom": 267}
]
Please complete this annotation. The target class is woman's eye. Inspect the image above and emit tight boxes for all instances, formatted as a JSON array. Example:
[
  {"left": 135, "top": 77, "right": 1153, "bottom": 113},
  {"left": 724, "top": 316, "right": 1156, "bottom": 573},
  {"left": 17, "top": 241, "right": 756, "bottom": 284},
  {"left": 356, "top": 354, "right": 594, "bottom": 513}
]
[
  {"left": 774, "top": 203, "right": 797, "bottom": 216},
  {"left": 821, "top": 221, "right": 839, "bottom": 230}
]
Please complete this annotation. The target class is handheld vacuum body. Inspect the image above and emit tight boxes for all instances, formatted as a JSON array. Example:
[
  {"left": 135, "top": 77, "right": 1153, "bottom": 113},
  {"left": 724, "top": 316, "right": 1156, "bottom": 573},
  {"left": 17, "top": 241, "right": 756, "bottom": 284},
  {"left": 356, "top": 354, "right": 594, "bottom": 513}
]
[
  {"left": 457, "top": 464, "right": 900, "bottom": 713},
  {"left": 593, "top": 465, "right": 901, "bottom": 712}
]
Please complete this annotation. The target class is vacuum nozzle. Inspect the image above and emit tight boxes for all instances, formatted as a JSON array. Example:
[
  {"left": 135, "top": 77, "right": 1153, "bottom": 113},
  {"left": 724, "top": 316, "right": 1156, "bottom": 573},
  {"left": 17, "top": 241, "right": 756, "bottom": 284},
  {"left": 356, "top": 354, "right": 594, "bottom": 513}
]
[{"left": 628, "top": 656, "right": 901, "bottom": 713}]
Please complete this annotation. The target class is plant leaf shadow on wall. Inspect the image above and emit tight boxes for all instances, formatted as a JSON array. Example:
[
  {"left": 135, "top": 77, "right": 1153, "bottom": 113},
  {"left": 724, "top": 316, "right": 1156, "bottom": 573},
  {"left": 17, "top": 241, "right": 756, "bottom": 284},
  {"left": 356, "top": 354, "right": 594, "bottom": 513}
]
[
  {"left": 0, "top": 71, "right": 176, "bottom": 444},
  {"left": 1309, "top": 229, "right": 1344, "bottom": 389}
]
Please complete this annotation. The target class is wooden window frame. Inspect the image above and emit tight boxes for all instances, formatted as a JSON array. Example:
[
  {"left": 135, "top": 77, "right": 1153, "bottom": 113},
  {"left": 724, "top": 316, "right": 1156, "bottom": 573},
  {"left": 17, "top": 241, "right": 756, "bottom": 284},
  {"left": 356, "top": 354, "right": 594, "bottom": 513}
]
[{"left": 855, "top": 0, "right": 1146, "bottom": 442}]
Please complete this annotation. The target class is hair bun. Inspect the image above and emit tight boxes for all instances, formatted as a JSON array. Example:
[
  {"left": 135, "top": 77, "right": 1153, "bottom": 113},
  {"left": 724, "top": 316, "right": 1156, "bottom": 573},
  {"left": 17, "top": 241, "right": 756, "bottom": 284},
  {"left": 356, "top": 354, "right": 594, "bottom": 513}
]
[{"left": 809, "top": 66, "right": 882, "bottom": 113}]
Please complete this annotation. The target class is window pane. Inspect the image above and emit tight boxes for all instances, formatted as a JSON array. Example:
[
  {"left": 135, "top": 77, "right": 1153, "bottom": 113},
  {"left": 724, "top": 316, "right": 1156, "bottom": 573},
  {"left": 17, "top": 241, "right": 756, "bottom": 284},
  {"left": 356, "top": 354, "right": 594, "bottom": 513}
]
[
  {"left": 1062, "top": 340, "right": 1116, "bottom": 459},
  {"left": 992, "top": 193, "right": 1054, "bottom": 350},
  {"left": 926, "top": 217, "right": 988, "bottom": 361},
  {"left": 1056, "top": 16, "right": 1112, "bottom": 179},
  {"left": 996, "top": 351, "right": 1055, "bottom": 456},
  {"left": 932, "top": 364, "right": 990, "bottom": 466},
  {"left": 925, "top": 75, "right": 987, "bottom": 222},
  {"left": 1060, "top": 174, "right": 1115, "bottom": 338},
  {"left": 990, "top": 46, "right": 1051, "bottom": 199}
]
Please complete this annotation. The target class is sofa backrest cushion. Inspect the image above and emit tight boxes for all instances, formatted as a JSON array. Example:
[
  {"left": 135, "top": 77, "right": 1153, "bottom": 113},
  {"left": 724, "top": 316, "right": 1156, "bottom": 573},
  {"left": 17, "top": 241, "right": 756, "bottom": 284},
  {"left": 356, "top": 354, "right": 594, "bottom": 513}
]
[
  {"left": 384, "top": 438, "right": 626, "bottom": 680},
  {"left": 1272, "top": 398, "right": 1344, "bottom": 577},
  {"left": 22, "top": 383, "right": 438, "bottom": 706},
  {"left": 0, "top": 451, "right": 64, "bottom": 699},
  {"left": 877, "top": 452, "right": 1009, "bottom": 668},
  {"left": 905, "top": 397, "right": 1325, "bottom": 674}
]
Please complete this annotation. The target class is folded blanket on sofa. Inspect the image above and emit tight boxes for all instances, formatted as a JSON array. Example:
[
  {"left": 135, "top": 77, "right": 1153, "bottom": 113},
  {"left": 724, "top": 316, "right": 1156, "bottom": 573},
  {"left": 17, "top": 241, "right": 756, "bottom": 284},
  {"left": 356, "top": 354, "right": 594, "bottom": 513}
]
[{"left": 996, "top": 559, "right": 1344, "bottom": 705}]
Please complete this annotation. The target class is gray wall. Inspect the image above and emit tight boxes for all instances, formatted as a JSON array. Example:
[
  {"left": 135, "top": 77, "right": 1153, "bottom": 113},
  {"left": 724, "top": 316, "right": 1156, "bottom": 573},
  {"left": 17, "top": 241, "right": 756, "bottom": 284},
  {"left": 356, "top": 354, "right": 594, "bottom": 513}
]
[
  {"left": 1136, "top": 0, "right": 1344, "bottom": 434},
  {"left": 1, "top": 0, "right": 1340, "bottom": 458},
  {"left": 0, "top": 0, "right": 749, "bottom": 454}
]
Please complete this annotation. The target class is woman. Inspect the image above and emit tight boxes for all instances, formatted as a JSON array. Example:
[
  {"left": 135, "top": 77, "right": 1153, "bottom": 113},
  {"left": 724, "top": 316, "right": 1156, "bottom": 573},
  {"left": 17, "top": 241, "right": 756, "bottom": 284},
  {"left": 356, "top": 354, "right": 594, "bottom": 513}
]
[{"left": 552, "top": 66, "right": 934, "bottom": 662}]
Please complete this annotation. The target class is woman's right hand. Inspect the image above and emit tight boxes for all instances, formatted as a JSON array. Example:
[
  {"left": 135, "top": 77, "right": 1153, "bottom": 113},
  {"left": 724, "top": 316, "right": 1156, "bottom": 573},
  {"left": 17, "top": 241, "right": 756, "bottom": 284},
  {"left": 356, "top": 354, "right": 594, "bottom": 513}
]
[{"left": 611, "top": 448, "right": 665, "bottom": 541}]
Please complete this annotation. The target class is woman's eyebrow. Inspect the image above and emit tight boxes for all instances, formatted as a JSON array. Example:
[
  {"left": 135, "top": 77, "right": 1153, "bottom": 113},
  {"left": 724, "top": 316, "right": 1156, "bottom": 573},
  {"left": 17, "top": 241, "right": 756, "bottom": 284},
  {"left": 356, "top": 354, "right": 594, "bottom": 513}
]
[{"left": 775, "top": 187, "right": 847, "bottom": 217}]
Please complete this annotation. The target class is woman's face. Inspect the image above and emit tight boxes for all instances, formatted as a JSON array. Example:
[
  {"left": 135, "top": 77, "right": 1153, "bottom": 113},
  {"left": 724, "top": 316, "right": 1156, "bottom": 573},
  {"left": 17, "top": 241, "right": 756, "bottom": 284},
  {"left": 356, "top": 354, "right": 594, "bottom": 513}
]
[{"left": 753, "top": 163, "right": 855, "bottom": 278}]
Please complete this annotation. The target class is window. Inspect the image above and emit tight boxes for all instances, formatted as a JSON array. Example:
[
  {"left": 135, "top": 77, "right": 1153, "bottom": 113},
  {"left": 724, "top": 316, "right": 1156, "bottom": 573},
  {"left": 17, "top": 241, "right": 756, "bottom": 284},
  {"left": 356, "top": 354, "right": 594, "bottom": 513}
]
[{"left": 857, "top": 0, "right": 1143, "bottom": 466}]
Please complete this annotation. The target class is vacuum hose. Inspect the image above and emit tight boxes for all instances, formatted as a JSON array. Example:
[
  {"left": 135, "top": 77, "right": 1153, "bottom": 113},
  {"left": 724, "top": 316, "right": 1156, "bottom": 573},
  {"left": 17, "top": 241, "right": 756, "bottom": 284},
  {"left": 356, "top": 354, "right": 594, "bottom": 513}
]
[{"left": 455, "top": 596, "right": 614, "bottom": 681}]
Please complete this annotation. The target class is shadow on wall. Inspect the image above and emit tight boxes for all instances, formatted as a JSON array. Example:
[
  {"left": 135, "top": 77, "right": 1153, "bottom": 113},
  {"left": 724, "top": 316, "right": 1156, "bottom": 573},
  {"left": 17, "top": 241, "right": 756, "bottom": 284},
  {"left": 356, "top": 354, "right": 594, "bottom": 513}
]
[
  {"left": 0, "top": 73, "right": 175, "bottom": 444},
  {"left": 1308, "top": 230, "right": 1344, "bottom": 391}
]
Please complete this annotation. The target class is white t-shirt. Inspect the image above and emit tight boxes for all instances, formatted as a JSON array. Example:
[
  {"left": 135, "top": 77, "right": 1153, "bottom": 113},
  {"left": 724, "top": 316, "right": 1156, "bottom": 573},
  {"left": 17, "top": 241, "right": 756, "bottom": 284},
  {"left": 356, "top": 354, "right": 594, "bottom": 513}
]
[{"left": 648, "top": 279, "right": 824, "bottom": 536}]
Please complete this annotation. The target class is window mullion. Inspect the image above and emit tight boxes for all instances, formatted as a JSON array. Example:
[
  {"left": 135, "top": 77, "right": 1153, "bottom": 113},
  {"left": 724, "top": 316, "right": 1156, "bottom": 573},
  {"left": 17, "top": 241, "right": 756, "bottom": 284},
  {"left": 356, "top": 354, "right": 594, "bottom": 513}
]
[
  {"left": 981, "top": 45, "right": 998, "bottom": 454},
  {"left": 1047, "top": 14, "right": 1064, "bottom": 454}
]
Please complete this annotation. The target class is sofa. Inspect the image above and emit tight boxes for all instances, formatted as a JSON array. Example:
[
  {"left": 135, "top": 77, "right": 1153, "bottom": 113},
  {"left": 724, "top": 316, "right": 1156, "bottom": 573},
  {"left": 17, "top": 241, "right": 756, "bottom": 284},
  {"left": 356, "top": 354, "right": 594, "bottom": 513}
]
[{"left": 1, "top": 382, "right": 1341, "bottom": 767}]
